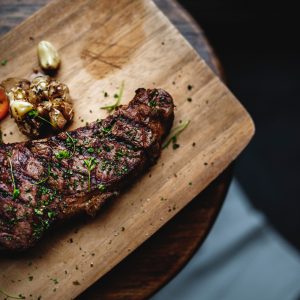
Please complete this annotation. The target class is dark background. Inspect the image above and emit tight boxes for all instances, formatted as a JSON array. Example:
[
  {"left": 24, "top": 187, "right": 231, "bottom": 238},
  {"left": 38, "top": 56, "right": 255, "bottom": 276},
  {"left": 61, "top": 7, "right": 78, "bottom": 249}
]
[{"left": 177, "top": 0, "right": 300, "bottom": 251}]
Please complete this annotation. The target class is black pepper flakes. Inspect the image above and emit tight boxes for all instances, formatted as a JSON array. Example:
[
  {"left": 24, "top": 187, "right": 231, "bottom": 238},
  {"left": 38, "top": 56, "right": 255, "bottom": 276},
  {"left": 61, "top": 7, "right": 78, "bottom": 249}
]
[
  {"left": 172, "top": 143, "right": 180, "bottom": 150},
  {"left": 73, "top": 280, "right": 80, "bottom": 286},
  {"left": 187, "top": 84, "right": 193, "bottom": 91}
]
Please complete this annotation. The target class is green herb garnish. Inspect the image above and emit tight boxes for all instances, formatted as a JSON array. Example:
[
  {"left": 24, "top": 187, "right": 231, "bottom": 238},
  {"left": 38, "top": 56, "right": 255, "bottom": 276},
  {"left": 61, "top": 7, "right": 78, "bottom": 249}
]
[
  {"left": 51, "top": 278, "right": 59, "bottom": 284},
  {"left": 1, "top": 59, "right": 8, "bottom": 66},
  {"left": 66, "top": 132, "right": 77, "bottom": 157},
  {"left": 28, "top": 110, "right": 38, "bottom": 118},
  {"left": 34, "top": 208, "right": 43, "bottom": 216},
  {"left": 116, "top": 149, "right": 124, "bottom": 158},
  {"left": 34, "top": 165, "right": 51, "bottom": 185},
  {"left": 7, "top": 157, "right": 20, "bottom": 199},
  {"left": 48, "top": 211, "right": 56, "bottom": 218},
  {"left": 28, "top": 109, "right": 53, "bottom": 127},
  {"left": 87, "top": 147, "right": 94, "bottom": 153},
  {"left": 0, "top": 288, "right": 25, "bottom": 299},
  {"left": 84, "top": 157, "right": 98, "bottom": 192},
  {"left": 162, "top": 120, "right": 190, "bottom": 149},
  {"left": 101, "top": 81, "right": 125, "bottom": 113},
  {"left": 149, "top": 100, "right": 157, "bottom": 107},
  {"left": 102, "top": 126, "right": 112, "bottom": 134},
  {"left": 55, "top": 150, "right": 71, "bottom": 160},
  {"left": 98, "top": 183, "right": 106, "bottom": 192}
]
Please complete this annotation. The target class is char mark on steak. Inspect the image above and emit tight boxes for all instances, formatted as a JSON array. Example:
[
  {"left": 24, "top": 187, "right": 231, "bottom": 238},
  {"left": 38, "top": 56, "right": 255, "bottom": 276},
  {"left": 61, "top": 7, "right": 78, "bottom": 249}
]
[{"left": 0, "top": 88, "right": 174, "bottom": 251}]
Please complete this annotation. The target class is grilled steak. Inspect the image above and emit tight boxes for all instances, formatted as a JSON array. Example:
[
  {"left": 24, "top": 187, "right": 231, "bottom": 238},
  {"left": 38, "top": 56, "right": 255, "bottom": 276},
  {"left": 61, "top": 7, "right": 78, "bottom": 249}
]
[{"left": 0, "top": 88, "right": 174, "bottom": 251}]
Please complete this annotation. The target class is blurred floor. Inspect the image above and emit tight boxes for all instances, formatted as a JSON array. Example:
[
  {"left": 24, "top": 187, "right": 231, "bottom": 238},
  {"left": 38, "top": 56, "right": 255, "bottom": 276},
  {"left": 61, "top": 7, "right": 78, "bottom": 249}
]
[
  {"left": 151, "top": 179, "right": 300, "bottom": 300},
  {"left": 177, "top": 0, "right": 300, "bottom": 251}
]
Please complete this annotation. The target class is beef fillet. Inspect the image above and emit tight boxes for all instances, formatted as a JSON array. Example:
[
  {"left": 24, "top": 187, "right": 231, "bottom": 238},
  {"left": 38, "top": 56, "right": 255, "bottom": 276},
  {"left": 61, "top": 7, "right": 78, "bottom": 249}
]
[{"left": 0, "top": 88, "right": 174, "bottom": 251}]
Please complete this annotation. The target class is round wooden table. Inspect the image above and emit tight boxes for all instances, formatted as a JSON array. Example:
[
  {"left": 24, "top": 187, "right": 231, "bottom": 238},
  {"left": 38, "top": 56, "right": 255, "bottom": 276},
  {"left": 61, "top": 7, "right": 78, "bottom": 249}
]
[{"left": 0, "top": 1, "right": 231, "bottom": 299}]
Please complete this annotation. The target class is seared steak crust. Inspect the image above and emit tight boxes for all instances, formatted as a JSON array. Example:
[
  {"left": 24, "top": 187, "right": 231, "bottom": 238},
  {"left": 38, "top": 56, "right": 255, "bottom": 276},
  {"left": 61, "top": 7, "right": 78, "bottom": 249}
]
[{"left": 0, "top": 88, "right": 174, "bottom": 251}]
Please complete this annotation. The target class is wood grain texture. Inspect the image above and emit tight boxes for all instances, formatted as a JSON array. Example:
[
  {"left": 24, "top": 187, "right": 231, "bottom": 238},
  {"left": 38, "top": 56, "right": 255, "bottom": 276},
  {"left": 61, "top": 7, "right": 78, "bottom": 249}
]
[
  {"left": 78, "top": 166, "right": 233, "bottom": 300},
  {"left": 0, "top": 0, "right": 220, "bottom": 77},
  {"left": 0, "top": 0, "right": 254, "bottom": 299}
]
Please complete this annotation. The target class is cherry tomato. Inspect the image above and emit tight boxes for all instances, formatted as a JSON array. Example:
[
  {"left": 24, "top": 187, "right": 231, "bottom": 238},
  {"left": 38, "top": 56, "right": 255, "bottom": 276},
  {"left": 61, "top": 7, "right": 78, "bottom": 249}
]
[{"left": 0, "top": 86, "right": 9, "bottom": 120}]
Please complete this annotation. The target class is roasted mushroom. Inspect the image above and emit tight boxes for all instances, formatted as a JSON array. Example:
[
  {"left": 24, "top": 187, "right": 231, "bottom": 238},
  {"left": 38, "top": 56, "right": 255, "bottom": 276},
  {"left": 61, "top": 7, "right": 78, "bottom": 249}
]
[{"left": 2, "top": 76, "right": 74, "bottom": 138}]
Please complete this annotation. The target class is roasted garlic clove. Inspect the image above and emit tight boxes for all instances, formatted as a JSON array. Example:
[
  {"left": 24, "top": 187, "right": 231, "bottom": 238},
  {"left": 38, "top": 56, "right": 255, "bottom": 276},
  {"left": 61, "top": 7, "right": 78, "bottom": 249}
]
[
  {"left": 37, "top": 41, "right": 60, "bottom": 71},
  {"left": 49, "top": 108, "right": 67, "bottom": 129},
  {"left": 10, "top": 100, "right": 34, "bottom": 120}
]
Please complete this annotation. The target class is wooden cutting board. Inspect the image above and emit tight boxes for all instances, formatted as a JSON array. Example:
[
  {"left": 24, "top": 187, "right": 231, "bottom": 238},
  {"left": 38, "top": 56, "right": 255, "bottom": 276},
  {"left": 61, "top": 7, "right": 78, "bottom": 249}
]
[{"left": 0, "top": 0, "right": 254, "bottom": 299}]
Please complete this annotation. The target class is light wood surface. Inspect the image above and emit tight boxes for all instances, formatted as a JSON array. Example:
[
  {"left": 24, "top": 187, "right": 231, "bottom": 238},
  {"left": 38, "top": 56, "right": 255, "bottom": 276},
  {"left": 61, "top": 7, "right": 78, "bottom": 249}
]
[{"left": 0, "top": 0, "right": 254, "bottom": 299}]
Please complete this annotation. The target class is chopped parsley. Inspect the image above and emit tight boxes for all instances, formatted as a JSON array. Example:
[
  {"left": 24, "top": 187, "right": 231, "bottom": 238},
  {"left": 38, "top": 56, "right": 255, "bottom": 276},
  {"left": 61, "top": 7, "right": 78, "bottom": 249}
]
[
  {"left": 48, "top": 211, "right": 56, "bottom": 218},
  {"left": 51, "top": 278, "right": 59, "bottom": 284},
  {"left": 116, "top": 149, "right": 124, "bottom": 158},
  {"left": 102, "top": 126, "right": 112, "bottom": 134},
  {"left": 84, "top": 157, "right": 98, "bottom": 192},
  {"left": 1, "top": 59, "right": 8, "bottom": 66},
  {"left": 34, "top": 208, "right": 43, "bottom": 216},
  {"left": 55, "top": 150, "right": 71, "bottom": 160},
  {"left": 87, "top": 147, "right": 94, "bottom": 153},
  {"left": 97, "top": 184, "right": 106, "bottom": 192},
  {"left": 149, "top": 100, "right": 157, "bottom": 107},
  {"left": 172, "top": 142, "right": 180, "bottom": 150}
]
